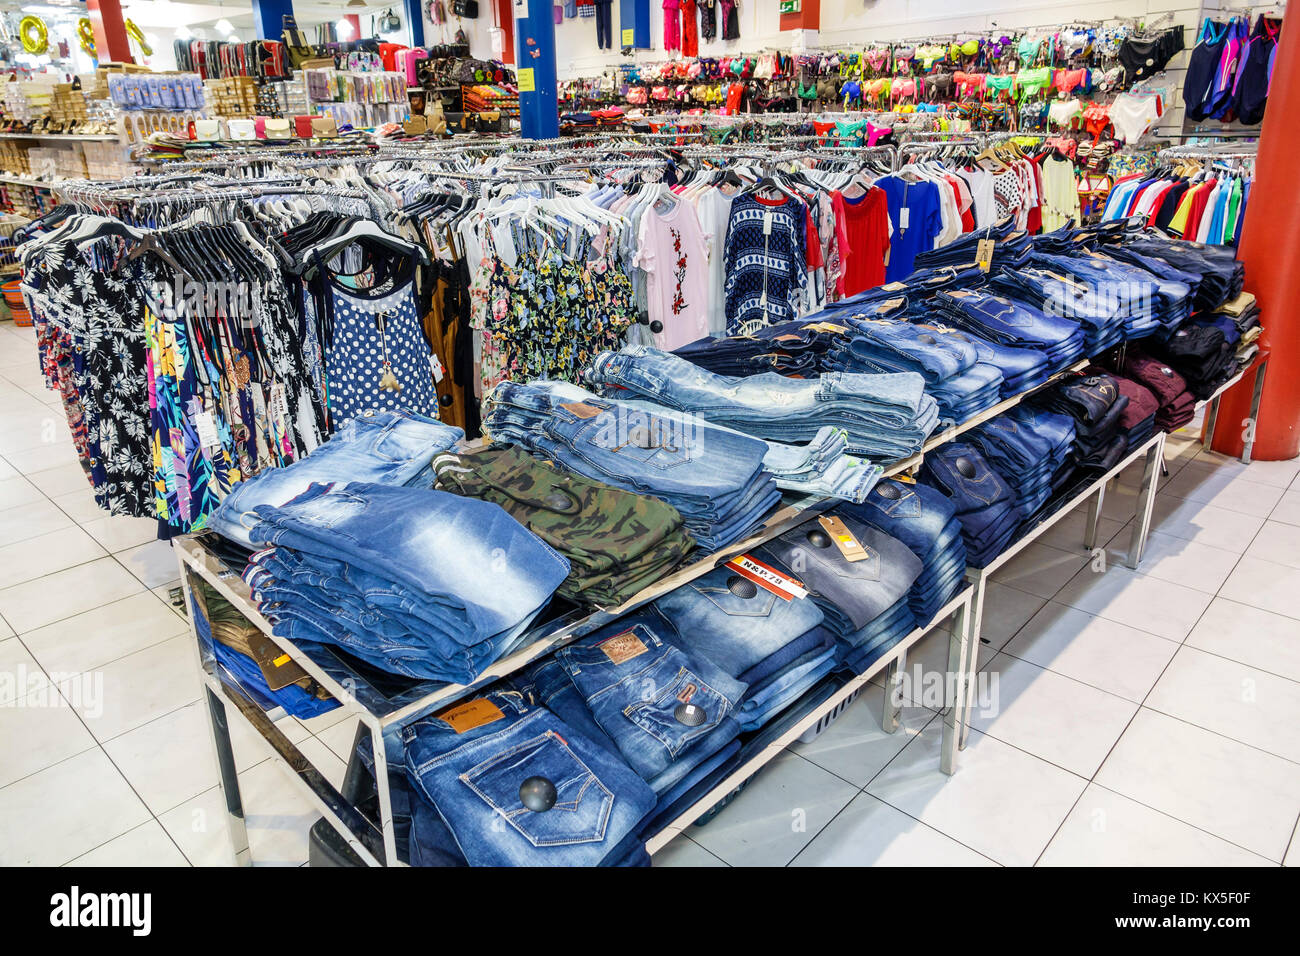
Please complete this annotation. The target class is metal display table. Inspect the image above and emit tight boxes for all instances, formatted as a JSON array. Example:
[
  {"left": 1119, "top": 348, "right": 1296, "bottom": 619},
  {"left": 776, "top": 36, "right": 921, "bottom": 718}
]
[
  {"left": 175, "top": 355, "right": 1185, "bottom": 867},
  {"left": 956, "top": 429, "right": 1167, "bottom": 749},
  {"left": 1191, "top": 351, "right": 1269, "bottom": 465}
]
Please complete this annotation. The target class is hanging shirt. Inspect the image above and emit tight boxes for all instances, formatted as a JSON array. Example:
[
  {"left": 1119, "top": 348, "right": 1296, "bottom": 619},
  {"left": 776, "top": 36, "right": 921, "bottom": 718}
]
[
  {"left": 832, "top": 187, "right": 891, "bottom": 295},
  {"left": 635, "top": 195, "right": 711, "bottom": 349},
  {"left": 723, "top": 192, "right": 809, "bottom": 335},
  {"left": 877, "top": 176, "right": 943, "bottom": 283},
  {"left": 693, "top": 184, "right": 738, "bottom": 336}
]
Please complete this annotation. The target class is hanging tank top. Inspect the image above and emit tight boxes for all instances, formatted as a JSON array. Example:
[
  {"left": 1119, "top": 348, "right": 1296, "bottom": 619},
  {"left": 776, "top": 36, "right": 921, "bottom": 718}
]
[{"left": 323, "top": 262, "right": 438, "bottom": 427}]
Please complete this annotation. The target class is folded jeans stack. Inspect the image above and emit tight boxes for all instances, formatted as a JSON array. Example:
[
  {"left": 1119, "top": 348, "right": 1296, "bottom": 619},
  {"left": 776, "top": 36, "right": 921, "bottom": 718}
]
[
  {"left": 242, "top": 481, "right": 570, "bottom": 682},
  {"left": 402, "top": 690, "right": 657, "bottom": 866},
  {"left": 823, "top": 315, "right": 1004, "bottom": 424},
  {"left": 919, "top": 443, "right": 1021, "bottom": 567},
  {"left": 432, "top": 445, "right": 695, "bottom": 608},
  {"left": 1030, "top": 371, "right": 1130, "bottom": 497},
  {"left": 1091, "top": 365, "right": 1160, "bottom": 447},
  {"left": 754, "top": 513, "right": 921, "bottom": 672},
  {"left": 652, "top": 564, "right": 836, "bottom": 732},
  {"left": 584, "top": 345, "right": 940, "bottom": 462},
  {"left": 210, "top": 408, "right": 465, "bottom": 549},
  {"left": 483, "top": 380, "right": 780, "bottom": 551},
  {"left": 672, "top": 332, "right": 820, "bottom": 377},
  {"left": 839, "top": 478, "right": 968, "bottom": 622},
  {"left": 991, "top": 263, "right": 1127, "bottom": 355},
  {"left": 933, "top": 289, "right": 1086, "bottom": 374},
  {"left": 966, "top": 403, "right": 1077, "bottom": 525},
  {"left": 1146, "top": 321, "right": 1236, "bottom": 399}
]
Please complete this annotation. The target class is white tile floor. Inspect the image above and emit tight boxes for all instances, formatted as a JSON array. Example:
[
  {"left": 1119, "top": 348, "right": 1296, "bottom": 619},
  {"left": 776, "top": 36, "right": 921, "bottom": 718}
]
[{"left": 1, "top": 316, "right": 1297, "bottom": 867}]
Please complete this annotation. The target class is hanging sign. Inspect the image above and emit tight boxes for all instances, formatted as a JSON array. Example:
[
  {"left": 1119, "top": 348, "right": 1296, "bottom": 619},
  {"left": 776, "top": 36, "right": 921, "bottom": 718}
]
[{"left": 779, "top": 0, "right": 801, "bottom": 13}]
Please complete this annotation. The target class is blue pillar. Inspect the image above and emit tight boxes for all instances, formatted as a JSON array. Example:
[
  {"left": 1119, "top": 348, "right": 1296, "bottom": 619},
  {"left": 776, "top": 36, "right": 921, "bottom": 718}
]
[
  {"left": 251, "top": 0, "right": 296, "bottom": 42},
  {"left": 516, "top": 0, "right": 559, "bottom": 140},
  {"left": 404, "top": 0, "right": 425, "bottom": 46},
  {"left": 620, "top": 0, "right": 650, "bottom": 49}
]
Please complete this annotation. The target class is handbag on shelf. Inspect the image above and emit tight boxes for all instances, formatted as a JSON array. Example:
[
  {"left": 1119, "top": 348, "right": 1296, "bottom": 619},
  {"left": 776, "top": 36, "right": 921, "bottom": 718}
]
[
  {"left": 281, "top": 15, "right": 313, "bottom": 69},
  {"left": 452, "top": 0, "right": 480, "bottom": 18}
]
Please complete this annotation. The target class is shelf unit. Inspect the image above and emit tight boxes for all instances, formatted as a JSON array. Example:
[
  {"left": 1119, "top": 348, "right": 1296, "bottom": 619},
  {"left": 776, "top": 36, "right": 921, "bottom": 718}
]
[{"left": 0, "top": 132, "right": 122, "bottom": 142}]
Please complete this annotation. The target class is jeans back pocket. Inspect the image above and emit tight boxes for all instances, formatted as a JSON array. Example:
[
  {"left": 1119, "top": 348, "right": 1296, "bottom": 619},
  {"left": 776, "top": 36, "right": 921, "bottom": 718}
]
[
  {"left": 623, "top": 660, "right": 731, "bottom": 760},
  {"left": 462, "top": 730, "right": 614, "bottom": 848}
]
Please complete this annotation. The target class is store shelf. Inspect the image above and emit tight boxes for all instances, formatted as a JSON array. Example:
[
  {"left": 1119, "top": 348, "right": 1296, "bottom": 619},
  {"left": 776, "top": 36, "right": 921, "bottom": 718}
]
[
  {"left": 0, "top": 132, "right": 121, "bottom": 142},
  {"left": 0, "top": 175, "right": 54, "bottom": 188}
]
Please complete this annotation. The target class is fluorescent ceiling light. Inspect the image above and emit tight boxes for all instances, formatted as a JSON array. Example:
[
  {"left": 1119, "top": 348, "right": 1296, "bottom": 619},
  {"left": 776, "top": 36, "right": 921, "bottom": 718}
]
[
  {"left": 214, "top": 18, "right": 234, "bottom": 35},
  {"left": 336, "top": 18, "right": 356, "bottom": 39}
]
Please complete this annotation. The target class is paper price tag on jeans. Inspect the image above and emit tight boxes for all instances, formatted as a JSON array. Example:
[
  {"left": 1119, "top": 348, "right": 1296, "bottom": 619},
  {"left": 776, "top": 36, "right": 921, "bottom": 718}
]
[
  {"left": 976, "top": 238, "right": 995, "bottom": 272},
  {"left": 726, "top": 555, "right": 808, "bottom": 601},
  {"left": 817, "top": 515, "right": 869, "bottom": 562},
  {"left": 194, "top": 410, "right": 221, "bottom": 450}
]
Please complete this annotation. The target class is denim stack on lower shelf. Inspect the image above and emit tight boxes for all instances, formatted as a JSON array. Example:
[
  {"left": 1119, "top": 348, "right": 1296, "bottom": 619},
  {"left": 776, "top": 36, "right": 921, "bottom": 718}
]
[
  {"left": 584, "top": 345, "right": 940, "bottom": 462},
  {"left": 652, "top": 564, "right": 836, "bottom": 733},
  {"left": 822, "top": 313, "right": 1004, "bottom": 424},
  {"left": 1217, "top": 293, "right": 1262, "bottom": 365},
  {"left": 402, "top": 689, "right": 657, "bottom": 866},
  {"left": 839, "top": 478, "right": 968, "bottom": 622},
  {"left": 919, "top": 442, "right": 1021, "bottom": 568},
  {"left": 990, "top": 263, "right": 1126, "bottom": 355},
  {"left": 965, "top": 403, "right": 1077, "bottom": 526},
  {"left": 754, "top": 513, "right": 921, "bottom": 675},
  {"left": 483, "top": 379, "right": 780, "bottom": 551},
  {"left": 1031, "top": 370, "right": 1131, "bottom": 499},
  {"left": 241, "top": 481, "right": 571, "bottom": 683},
  {"left": 932, "top": 288, "right": 1086, "bottom": 374}
]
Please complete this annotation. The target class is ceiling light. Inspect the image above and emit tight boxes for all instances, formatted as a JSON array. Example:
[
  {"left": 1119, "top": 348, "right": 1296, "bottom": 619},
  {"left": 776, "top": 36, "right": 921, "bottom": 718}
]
[
  {"left": 348, "top": 0, "right": 366, "bottom": 7},
  {"left": 214, "top": 18, "right": 234, "bottom": 35},
  {"left": 175, "top": 25, "right": 191, "bottom": 40},
  {"left": 336, "top": 18, "right": 356, "bottom": 39}
]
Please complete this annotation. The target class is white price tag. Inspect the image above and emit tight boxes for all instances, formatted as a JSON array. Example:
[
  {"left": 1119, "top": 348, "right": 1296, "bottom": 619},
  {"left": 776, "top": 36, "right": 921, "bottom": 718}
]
[
  {"left": 899, "top": 207, "right": 910, "bottom": 231},
  {"left": 431, "top": 353, "right": 446, "bottom": 384},
  {"left": 194, "top": 410, "right": 221, "bottom": 450},
  {"left": 763, "top": 211, "right": 773, "bottom": 235}
]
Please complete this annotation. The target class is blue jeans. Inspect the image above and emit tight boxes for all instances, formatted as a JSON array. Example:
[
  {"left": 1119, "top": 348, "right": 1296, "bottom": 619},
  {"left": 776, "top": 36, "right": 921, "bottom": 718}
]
[
  {"left": 584, "top": 345, "right": 939, "bottom": 461},
  {"left": 212, "top": 408, "right": 463, "bottom": 548},
  {"left": 755, "top": 515, "right": 922, "bottom": 634},
  {"left": 652, "top": 565, "right": 827, "bottom": 679},
  {"left": 246, "top": 481, "right": 569, "bottom": 646},
  {"left": 555, "top": 613, "right": 747, "bottom": 782},
  {"left": 402, "top": 691, "right": 655, "bottom": 867}
]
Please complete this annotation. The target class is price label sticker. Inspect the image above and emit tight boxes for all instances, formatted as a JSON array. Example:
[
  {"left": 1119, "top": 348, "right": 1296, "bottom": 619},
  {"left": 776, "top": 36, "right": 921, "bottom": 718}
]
[
  {"left": 622, "top": 28, "right": 634, "bottom": 46},
  {"left": 194, "top": 410, "right": 221, "bottom": 450},
  {"left": 517, "top": 68, "right": 535, "bottom": 92},
  {"left": 725, "top": 554, "right": 808, "bottom": 601}
]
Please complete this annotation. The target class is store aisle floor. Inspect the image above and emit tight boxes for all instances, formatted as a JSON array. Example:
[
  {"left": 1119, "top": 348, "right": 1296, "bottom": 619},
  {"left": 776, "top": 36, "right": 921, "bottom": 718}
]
[{"left": 1, "top": 316, "right": 1297, "bottom": 867}]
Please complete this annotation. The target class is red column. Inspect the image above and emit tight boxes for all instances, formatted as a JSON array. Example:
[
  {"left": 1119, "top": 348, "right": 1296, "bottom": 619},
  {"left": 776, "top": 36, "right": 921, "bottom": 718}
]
[
  {"left": 86, "top": 0, "right": 133, "bottom": 63},
  {"left": 497, "top": 0, "right": 515, "bottom": 65},
  {"left": 345, "top": 14, "right": 362, "bottom": 39},
  {"left": 1210, "top": 20, "right": 1300, "bottom": 460}
]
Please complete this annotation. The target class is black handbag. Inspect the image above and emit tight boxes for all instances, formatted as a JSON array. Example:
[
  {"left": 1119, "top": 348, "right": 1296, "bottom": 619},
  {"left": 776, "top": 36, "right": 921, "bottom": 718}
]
[{"left": 453, "top": 0, "right": 480, "bottom": 18}]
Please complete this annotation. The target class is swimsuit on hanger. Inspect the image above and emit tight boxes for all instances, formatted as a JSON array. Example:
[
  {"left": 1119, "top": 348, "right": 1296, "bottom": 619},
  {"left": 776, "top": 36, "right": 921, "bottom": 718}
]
[{"left": 1108, "top": 92, "right": 1161, "bottom": 143}]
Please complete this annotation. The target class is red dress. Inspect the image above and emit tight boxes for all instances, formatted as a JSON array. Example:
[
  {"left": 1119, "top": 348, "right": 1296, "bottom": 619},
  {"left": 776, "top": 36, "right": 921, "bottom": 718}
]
[{"left": 680, "top": 0, "right": 699, "bottom": 57}]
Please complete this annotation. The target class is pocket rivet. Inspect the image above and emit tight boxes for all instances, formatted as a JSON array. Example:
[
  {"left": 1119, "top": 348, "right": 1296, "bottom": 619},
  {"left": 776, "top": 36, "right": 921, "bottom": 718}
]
[
  {"left": 674, "top": 703, "right": 707, "bottom": 727},
  {"left": 519, "top": 776, "right": 557, "bottom": 813}
]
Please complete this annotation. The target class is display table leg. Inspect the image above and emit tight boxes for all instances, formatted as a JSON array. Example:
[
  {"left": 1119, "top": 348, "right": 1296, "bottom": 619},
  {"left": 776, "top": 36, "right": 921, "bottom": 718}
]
[
  {"left": 1243, "top": 359, "right": 1268, "bottom": 465},
  {"left": 941, "top": 594, "right": 974, "bottom": 775},
  {"left": 1126, "top": 434, "right": 1165, "bottom": 569},
  {"left": 881, "top": 649, "right": 906, "bottom": 733}
]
